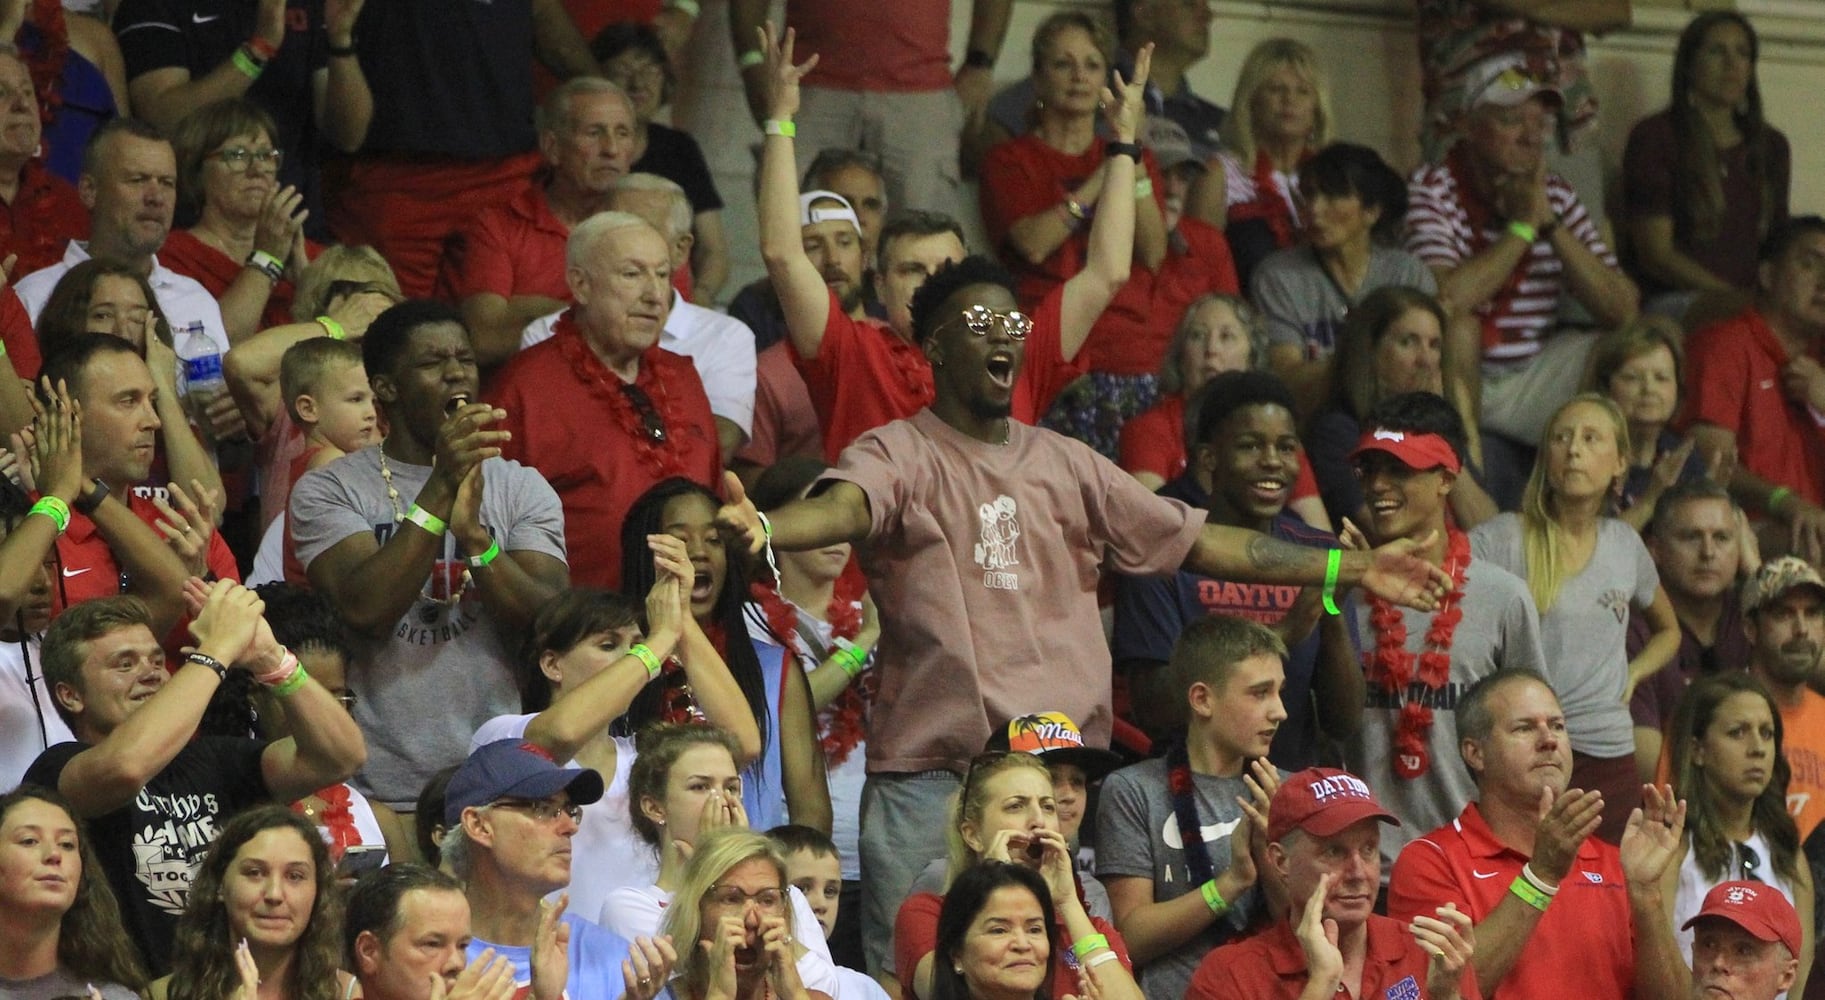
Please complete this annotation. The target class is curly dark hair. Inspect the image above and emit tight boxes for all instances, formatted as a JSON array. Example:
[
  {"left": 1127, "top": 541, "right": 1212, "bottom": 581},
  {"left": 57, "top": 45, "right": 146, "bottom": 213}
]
[
  {"left": 909, "top": 256, "right": 1018, "bottom": 345},
  {"left": 0, "top": 786, "right": 147, "bottom": 992},
  {"left": 166, "top": 805, "right": 343, "bottom": 1000}
]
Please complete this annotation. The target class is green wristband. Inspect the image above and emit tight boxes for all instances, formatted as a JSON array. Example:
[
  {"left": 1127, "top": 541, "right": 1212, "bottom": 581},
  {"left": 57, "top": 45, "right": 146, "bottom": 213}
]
[
  {"left": 1509, "top": 874, "right": 1551, "bottom": 911},
  {"left": 231, "top": 46, "right": 264, "bottom": 80},
  {"left": 738, "top": 49, "right": 765, "bottom": 69},
  {"left": 1070, "top": 933, "right": 1110, "bottom": 959},
  {"left": 1506, "top": 219, "right": 1538, "bottom": 243},
  {"left": 833, "top": 641, "right": 869, "bottom": 679},
  {"left": 629, "top": 643, "right": 663, "bottom": 681},
  {"left": 404, "top": 504, "right": 448, "bottom": 536},
  {"left": 1322, "top": 548, "right": 1342, "bottom": 616},
  {"left": 315, "top": 315, "right": 347, "bottom": 340},
  {"left": 29, "top": 496, "right": 71, "bottom": 534},
  {"left": 1199, "top": 878, "right": 1227, "bottom": 916},
  {"left": 1770, "top": 487, "right": 1794, "bottom": 513},
  {"left": 271, "top": 664, "right": 311, "bottom": 698},
  {"left": 465, "top": 540, "right": 502, "bottom": 568}
]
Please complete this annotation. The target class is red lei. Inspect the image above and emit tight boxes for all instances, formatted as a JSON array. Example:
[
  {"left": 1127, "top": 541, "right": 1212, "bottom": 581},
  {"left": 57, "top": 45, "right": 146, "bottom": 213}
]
[
  {"left": 1225, "top": 149, "right": 1307, "bottom": 249},
  {"left": 19, "top": 0, "right": 69, "bottom": 126},
  {"left": 1363, "top": 528, "right": 1470, "bottom": 780},
  {"left": 751, "top": 568, "right": 875, "bottom": 766},
  {"left": 553, "top": 310, "right": 692, "bottom": 481},
  {"left": 295, "top": 784, "right": 359, "bottom": 861}
]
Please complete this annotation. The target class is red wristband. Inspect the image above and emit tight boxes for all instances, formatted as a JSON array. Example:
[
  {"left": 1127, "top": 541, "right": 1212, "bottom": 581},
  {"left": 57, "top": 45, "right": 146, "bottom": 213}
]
[{"left": 246, "top": 36, "right": 279, "bottom": 62}]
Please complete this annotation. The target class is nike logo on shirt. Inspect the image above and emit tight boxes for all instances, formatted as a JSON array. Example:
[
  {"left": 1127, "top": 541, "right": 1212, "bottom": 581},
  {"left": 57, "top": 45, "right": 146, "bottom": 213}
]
[
  {"left": 192, "top": 12, "right": 221, "bottom": 22},
  {"left": 61, "top": 566, "right": 92, "bottom": 578},
  {"left": 1472, "top": 869, "right": 1500, "bottom": 879}
]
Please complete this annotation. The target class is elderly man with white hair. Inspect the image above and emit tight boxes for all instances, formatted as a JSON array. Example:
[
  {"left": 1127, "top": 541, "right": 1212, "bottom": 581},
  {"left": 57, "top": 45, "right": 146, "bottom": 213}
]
[
  {"left": 489, "top": 210, "right": 720, "bottom": 589},
  {"left": 523, "top": 176, "right": 758, "bottom": 464}
]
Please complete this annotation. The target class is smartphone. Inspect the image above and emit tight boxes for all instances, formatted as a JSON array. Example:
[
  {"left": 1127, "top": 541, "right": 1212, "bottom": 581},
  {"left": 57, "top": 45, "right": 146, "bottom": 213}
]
[{"left": 338, "top": 845, "right": 388, "bottom": 876}]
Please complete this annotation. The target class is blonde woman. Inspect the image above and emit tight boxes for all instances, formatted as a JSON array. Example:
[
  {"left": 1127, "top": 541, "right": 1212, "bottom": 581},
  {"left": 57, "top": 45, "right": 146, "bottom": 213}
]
[
  {"left": 1188, "top": 39, "right": 1332, "bottom": 288},
  {"left": 1469, "top": 393, "right": 1681, "bottom": 843},
  {"left": 659, "top": 829, "right": 827, "bottom": 1000}
]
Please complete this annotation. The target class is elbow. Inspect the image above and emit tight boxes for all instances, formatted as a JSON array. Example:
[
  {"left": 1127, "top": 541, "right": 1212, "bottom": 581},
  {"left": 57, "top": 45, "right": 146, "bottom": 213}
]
[
  {"left": 1011, "top": 236, "right": 1052, "bottom": 268},
  {"left": 735, "top": 728, "right": 764, "bottom": 766}
]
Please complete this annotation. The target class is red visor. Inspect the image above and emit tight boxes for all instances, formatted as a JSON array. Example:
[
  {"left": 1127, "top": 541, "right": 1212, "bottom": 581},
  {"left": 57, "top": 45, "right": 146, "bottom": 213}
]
[{"left": 1349, "top": 428, "right": 1462, "bottom": 474}]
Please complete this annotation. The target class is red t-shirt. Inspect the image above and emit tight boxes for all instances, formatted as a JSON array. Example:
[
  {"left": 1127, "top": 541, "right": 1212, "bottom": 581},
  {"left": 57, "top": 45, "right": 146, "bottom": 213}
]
[
  {"left": 489, "top": 310, "right": 719, "bottom": 589},
  {"left": 794, "top": 284, "right": 1083, "bottom": 462},
  {"left": 894, "top": 889, "right": 1132, "bottom": 1000},
  {"left": 1388, "top": 802, "right": 1635, "bottom": 1000},
  {"left": 1683, "top": 306, "right": 1825, "bottom": 508},
  {"left": 980, "top": 135, "right": 1168, "bottom": 311},
  {"left": 0, "top": 286, "right": 41, "bottom": 379},
  {"left": 790, "top": 0, "right": 953, "bottom": 92},
  {"left": 439, "top": 181, "right": 571, "bottom": 303},
  {"left": 1187, "top": 914, "right": 1479, "bottom": 1000},
  {"left": 1117, "top": 393, "right": 1321, "bottom": 502},
  {"left": 158, "top": 229, "right": 323, "bottom": 333},
  {"left": 1083, "top": 217, "right": 1239, "bottom": 376},
  {"left": 281, "top": 443, "right": 327, "bottom": 586},
  {"left": 0, "top": 160, "right": 87, "bottom": 279},
  {"left": 732, "top": 340, "right": 821, "bottom": 470}
]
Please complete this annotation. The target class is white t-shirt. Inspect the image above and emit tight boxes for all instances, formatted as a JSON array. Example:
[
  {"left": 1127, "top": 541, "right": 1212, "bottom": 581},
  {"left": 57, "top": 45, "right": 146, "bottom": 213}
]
[
  {"left": 0, "top": 634, "right": 74, "bottom": 789},
  {"left": 598, "top": 883, "right": 840, "bottom": 997},
  {"left": 472, "top": 714, "right": 657, "bottom": 918}
]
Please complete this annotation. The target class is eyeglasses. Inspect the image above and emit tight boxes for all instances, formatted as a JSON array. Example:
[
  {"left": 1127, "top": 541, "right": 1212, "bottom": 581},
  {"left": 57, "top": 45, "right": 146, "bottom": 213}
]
[
  {"left": 489, "top": 798, "right": 584, "bottom": 825},
  {"left": 936, "top": 305, "right": 1032, "bottom": 341},
  {"left": 705, "top": 885, "right": 786, "bottom": 911},
  {"left": 210, "top": 146, "right": 284, "bottom": 172},
  {"left": 1736, "top": 842, "right": 1764, "bottom": 883},
  {"left": 622, "top": 384, "right": 668, "bottom": 444}
]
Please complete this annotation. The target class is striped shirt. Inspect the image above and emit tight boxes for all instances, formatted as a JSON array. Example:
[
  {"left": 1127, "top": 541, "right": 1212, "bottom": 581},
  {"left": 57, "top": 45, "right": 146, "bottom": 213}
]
[{"left": 1404, "top": 159, "right": 1615, "bottom": 362}]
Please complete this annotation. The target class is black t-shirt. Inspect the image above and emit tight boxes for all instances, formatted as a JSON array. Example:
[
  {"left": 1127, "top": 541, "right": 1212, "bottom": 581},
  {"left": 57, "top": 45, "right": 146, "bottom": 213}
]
[
  {"left": 25, "top": 737, "right": 271, "bottom": 976},
  {"left": 113, "top": 0, "right": 325, "bottom": 198},
  {"left": 633, "top": 123, "right": 722, "bottom": 213},
  {"left": 351, "top": 0, "right": 536, "bottom": 158}
]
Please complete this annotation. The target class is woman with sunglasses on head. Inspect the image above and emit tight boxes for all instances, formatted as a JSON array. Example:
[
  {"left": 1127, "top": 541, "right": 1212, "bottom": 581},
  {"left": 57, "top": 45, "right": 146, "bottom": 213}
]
[
  {"left": 620, "top": 478, "right": 826, "bottom": 836},
  {"left": 604, "top": 724, "right": 841, "bottom": 998},
  {"left": 893, "top": 752, "right": 1132, "bottom": 1000},
  {"left": 1663, "top": 672, "right": 1812, "bottom": 996},
  {"left": 165, "top": 98, "right": 319, "bottom": 345},
  {"left": 470, "top": 541, "right": 758, "bottom": 919},
  {"left": 150, "top": 804, "right": 350, "bottom": 1000},
  {"left": 659, "top": 829, "right": 829, "bottom": 1000},
  {"left": 0, "top": 785, "right": 145, "bottom": 999}
]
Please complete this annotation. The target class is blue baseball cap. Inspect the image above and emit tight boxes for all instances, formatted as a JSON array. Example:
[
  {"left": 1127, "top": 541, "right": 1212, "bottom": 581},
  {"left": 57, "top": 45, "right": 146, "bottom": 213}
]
[{"left": 444, "top": 740, "right": 605, "bottom": 826}]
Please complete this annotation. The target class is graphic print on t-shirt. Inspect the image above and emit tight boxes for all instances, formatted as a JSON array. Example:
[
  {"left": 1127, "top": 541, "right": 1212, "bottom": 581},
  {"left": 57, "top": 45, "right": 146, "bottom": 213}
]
[
  {"left": 1161, "top": 813, "right": 1239, "bottom": 855},
  {"left": 130, "top": 789, "right": 224, "bottom": 915},
  {"left": 973, "top": 494, "right": 1022, "bottom": 590}
]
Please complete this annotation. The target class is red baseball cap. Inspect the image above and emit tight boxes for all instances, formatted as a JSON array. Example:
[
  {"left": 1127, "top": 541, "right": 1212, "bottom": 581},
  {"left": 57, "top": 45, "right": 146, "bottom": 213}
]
[
  {"left": 1682, "top": 881, "right": 1803, "bottom": 957},
  {"left": 1268, "top": 767, "right": 1398, "bottom": 843},
  {"left": 1349, "top": 427, "right": 1462, "bottom": 475}
]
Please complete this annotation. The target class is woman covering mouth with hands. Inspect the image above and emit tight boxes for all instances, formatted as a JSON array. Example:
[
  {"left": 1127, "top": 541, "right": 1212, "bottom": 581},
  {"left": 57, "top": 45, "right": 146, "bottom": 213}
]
[{"left": 658, "top": 829, "right": 828, "bottom": 1000}]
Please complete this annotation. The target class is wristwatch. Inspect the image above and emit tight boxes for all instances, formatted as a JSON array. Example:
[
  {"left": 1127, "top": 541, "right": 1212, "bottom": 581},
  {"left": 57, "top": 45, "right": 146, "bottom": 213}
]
[
  {"left": 74, "top": 477, "right": 109, "bottom": 516},
  {"left": 963, "top": 48, "right": 994, "bottom": 70}
]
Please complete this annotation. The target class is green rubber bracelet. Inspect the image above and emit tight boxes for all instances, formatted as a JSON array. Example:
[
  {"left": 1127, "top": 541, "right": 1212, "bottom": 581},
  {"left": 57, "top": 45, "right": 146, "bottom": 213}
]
[{"left": 1322, "top": 548, "right": 1342, "bottom": 616}]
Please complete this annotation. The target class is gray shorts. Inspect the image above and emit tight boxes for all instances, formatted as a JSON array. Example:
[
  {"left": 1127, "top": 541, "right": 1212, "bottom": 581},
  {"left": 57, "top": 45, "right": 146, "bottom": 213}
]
[{"left": 858, "top": 769, "right": 960, "bottom": 979}]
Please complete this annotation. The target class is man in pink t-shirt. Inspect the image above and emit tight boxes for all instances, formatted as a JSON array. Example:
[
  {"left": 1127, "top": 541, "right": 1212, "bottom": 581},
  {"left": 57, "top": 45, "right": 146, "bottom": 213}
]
[
  {"left": 729, "top": 0, "right": 1010, "bottom": 229},
  {"left": 718, "top": 254, "right": 1456, "bottom": 978}
]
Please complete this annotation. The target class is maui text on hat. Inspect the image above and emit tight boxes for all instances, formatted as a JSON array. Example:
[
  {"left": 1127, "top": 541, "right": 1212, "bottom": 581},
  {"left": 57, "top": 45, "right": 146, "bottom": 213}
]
[{"left": 983, "top": 711, "right": 1124, "bottom": 779}]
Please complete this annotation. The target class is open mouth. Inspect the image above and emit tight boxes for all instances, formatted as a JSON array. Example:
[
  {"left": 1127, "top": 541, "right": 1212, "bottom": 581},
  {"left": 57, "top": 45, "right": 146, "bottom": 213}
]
[
  {"left": 691, "top": 568, "right": 715, "bottom": 603},
  {"left": 985, "top": 352, "right": 1015, "bottom": 389},
  {"left": 1248, "top": 478, "right": 1287, "bottom": 504},
  {"left": 733, "top": 944, "right": 762, "bottom": 971},
  {"left": 443, "top": 393, "right": 472, "bottom": 418}
]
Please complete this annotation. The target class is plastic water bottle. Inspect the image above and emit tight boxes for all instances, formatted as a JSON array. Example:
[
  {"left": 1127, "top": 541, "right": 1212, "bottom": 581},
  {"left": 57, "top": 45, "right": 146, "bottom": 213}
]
[{"left": 175, "top": 321, "right": 225, "bottom": 401}]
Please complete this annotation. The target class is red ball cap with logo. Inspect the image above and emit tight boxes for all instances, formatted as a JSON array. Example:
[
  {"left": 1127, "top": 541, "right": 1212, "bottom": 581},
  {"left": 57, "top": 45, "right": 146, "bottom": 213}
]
[
  {"left": 1682, "top": 880, "right": 1803, "bottom": 957},
  {"left": 1268, "top": 767, "right": 1400, "bottom": 843}
]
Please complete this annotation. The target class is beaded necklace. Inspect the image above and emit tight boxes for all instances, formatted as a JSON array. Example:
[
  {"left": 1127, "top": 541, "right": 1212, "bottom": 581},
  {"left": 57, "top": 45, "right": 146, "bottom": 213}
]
[{"left": 377, "top": 448, "right": 468, "bottom": 608}]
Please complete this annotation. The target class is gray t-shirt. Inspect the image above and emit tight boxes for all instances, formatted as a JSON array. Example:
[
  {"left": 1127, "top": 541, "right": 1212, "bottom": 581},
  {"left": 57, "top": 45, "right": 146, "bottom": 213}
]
[
  {"left": 1251, "top": 244, "right": 1437, "bottom": 360},
  {"left": 1470, "top": 513, "right": 1659, "bottom": 758},
  {"left": 1343, "top": 554, "right": 1546, "bottom": 873},
  {"left": 291, "top": 448, "right": 567, "bottom": 807},
  {"left": 0, "top": 969, "right": 137, "bottom": 1000},
  {"left": 1094, "top": 758, "right": 1260, "bottom": 1000}
]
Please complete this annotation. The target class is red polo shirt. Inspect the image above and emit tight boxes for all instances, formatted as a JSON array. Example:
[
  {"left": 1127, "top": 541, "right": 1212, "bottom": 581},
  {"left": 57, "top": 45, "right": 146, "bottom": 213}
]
[
  {"left": 439, "top": 181, "right": 571, "bottom": 303},
  {"left": 1387, "top": 802, "right": 1635, "bottom": 1000},
  {"left": 1683, "top": 306, "right": 1825, "bottom": 508},
  {"left": 489, "top": 310, "right": 719, "bottom": 590},
  {"left": 52, "top": 491, "right": 241, "bottom": 612},
  {"left": 158, "top": 228, "right": 322, "bottom": 332},
  {"left": 0, "top": 287, "right": 40, "bottom": 379},
  {"left": 1187, "top": 913, "right": 1478, "bottom": 1000},
  {"left": 793, "top": 284, "right": 1083, "bottom": 462}
]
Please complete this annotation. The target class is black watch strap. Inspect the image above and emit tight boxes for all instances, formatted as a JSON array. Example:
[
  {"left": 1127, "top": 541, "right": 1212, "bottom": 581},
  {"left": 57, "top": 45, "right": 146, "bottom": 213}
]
[
  {"left": 963, "top": 47, "right": 994, "bottom": 70},
  {"left": 185, "top": 652, "right": 230, "bottom": 680},
  {"left": 73, "top": 477, "right": 108, "bottom": 516},
  {"left": 1106, "top": 141, "right": 1143, "bottom": 161}
]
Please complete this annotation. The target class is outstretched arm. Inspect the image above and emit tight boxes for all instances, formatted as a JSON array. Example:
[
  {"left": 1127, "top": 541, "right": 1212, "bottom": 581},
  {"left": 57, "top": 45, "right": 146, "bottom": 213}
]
[
  {"left": 717, "top": 470, "right": 870, "bottom": 554},
  {"left": 1185, "top": 524, "right": 1451, "bottom": 611}
]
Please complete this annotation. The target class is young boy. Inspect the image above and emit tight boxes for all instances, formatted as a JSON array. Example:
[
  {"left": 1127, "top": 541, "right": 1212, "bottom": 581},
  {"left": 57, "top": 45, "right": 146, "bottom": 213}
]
[
  {"left": 1096, "top": 614, "right": 1285, "bottom": 1000},
  {"left": 260, "top": 339, "right": 378, "bottom": 584},
  {"left": 769, "top": 824, "right": 890, "bottom": 1000}
]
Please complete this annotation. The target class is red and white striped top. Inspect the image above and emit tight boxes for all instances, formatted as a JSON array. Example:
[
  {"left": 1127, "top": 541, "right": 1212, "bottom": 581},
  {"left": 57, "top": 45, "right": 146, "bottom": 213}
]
[{"left": 1404, "top": 159, "right": 1615, "bottom": 363}]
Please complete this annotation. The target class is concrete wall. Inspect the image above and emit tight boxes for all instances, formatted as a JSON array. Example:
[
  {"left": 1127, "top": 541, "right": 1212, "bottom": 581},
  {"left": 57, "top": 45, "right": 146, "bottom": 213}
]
[{"left": 674, "top": 0, "right": 1825, "bottom": 304}]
